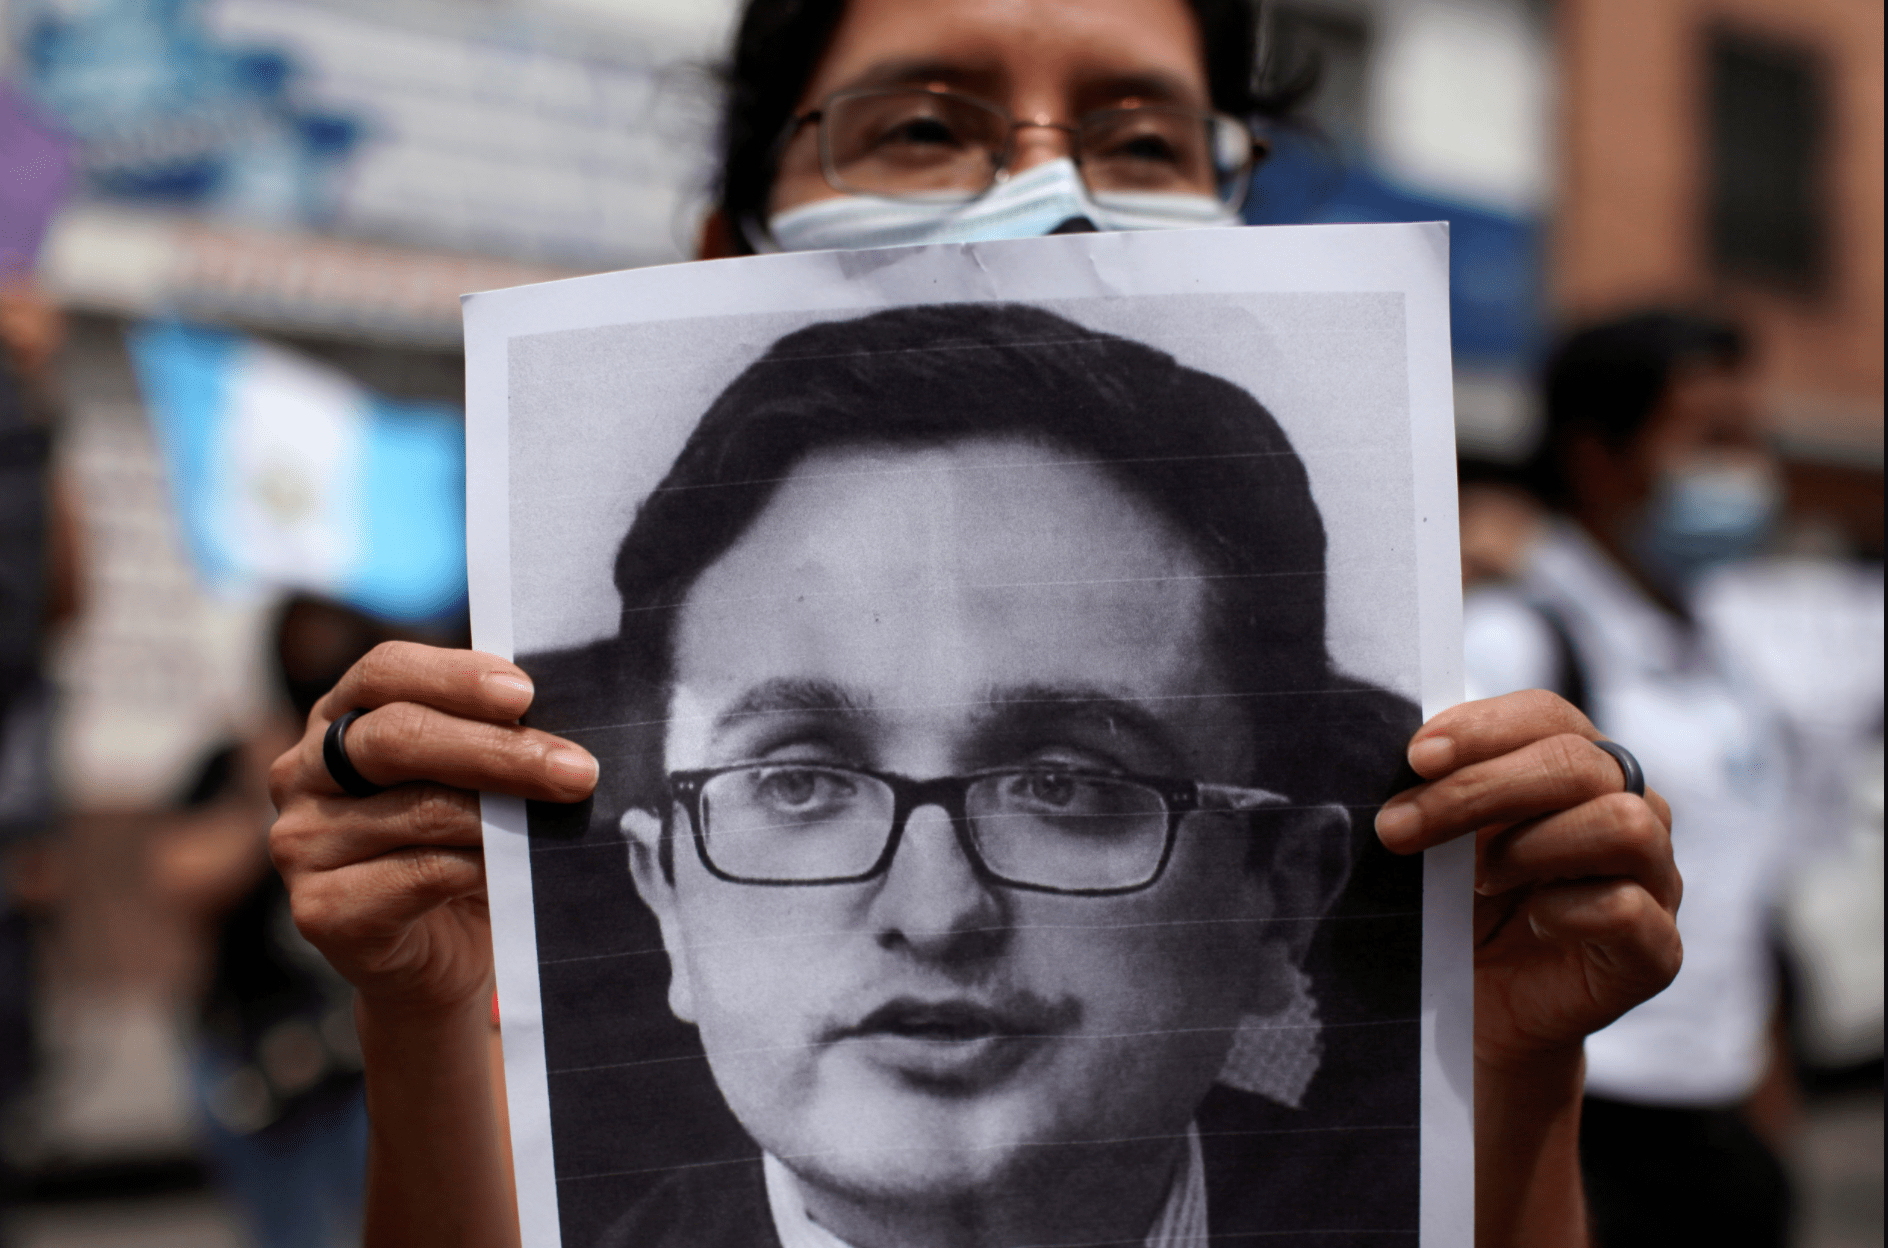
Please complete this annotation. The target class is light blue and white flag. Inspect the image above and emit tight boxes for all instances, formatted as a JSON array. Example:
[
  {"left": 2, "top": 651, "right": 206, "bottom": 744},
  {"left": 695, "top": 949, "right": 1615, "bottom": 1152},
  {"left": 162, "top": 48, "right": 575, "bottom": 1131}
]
[{"left": 129, "top": 321, "right": 467, "bottom": 623}]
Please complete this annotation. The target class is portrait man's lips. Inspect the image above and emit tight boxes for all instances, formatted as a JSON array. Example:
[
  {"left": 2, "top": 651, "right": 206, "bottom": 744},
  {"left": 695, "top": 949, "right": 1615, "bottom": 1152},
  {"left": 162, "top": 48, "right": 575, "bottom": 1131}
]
[{"left": 827, "top": 995, "right": 1078, "bottom": 1087}]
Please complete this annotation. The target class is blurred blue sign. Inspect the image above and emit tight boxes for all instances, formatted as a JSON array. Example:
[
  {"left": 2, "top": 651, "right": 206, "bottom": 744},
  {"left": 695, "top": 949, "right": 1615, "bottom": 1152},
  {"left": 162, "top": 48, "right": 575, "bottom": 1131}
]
[
  {"left": 0, "top": 83, "right": 73, "bottom": 274},
  {"left": 129, "top": 320, "right": 466, "bottom": 622},
  {"left": 1247, "top": 133, "right": 1541, "bottom": 366},
  {"left": 16, "top": 0, "right": 358, "bottom": 226}
]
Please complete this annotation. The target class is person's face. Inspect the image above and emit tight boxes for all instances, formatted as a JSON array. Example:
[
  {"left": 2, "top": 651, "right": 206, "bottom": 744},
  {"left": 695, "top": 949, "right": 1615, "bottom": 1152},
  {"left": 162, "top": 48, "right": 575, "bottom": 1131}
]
[
  {"left": 625, "top": 438, "right": 1315, "bottom": 1209},
  {"left": 1575, "top": 360, "right": 1772, "bottom": 521},
  {"left": 768, "top": 0, "right": 1212, "bottom": 217},
  {"left": 1634, "top": 361, "right": 1769, "bottom": 481}
]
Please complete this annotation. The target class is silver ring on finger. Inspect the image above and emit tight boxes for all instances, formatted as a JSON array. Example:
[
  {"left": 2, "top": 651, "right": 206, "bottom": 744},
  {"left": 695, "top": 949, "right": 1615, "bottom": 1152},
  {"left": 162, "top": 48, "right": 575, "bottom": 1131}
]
[{"left": 1591, "top": 739, "right": 1646, "bottom": 797}]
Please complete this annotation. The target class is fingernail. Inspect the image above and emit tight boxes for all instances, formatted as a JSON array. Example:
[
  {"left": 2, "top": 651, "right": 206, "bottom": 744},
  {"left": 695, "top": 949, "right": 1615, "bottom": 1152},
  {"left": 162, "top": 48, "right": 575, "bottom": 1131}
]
[
  {"left": 548, "top": 748, "right": 598, "bottom": 788},
  {"left": 486, "top": 673, "right": 534, "bottom": 707},
  {"left": 1375, "top": 801, "right": 1421, "bottom": 843},
  {"left": 1408, "top": 736, "right": 1453, "bottom": 775}
]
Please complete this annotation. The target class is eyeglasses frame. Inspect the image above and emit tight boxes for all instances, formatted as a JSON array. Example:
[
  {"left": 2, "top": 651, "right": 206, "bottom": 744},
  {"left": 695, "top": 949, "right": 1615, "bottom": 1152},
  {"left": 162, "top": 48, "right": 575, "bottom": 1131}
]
[
  {"left": 664, "top": 761, "right": 1294, "bottom": 897},
  {"left": 774, "top": 84, "right": 1268, "bottom": 213}
]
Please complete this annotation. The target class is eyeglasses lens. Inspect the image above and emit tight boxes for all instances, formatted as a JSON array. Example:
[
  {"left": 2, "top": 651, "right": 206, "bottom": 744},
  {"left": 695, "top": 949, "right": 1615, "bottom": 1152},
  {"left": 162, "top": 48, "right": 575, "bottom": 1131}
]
[
  {"left": 819, "top": 91, "right": 1250, "bottom": 205},
  {"left": 701, "top": 765, "right": 893, "bottom": 882},
  {"left": 964, "top": 772, "right": 1170, "bottom": 891},
  {"left": 821, "top": 91, "right": 1010, "bottom": 200},
  {"left": 1077, "top": 107, "right": 1225, "bottom": 197},
  {"left": 697, "top": 765, "right": 1171, "bottom": 890}
]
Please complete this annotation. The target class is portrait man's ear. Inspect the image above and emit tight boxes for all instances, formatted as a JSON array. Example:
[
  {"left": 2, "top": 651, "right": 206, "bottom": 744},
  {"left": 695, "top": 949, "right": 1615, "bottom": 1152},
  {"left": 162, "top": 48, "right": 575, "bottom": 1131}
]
[
  {"left": 1240, "top": 805, "right": 1354, "bottom": 1016},
  {"left": 622, "top": 807, "right": 698, "bottom": 1025}
]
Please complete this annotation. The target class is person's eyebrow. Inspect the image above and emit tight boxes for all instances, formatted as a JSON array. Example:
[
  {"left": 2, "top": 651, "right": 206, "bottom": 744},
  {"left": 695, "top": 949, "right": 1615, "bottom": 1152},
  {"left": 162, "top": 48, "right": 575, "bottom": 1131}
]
[
  {"left": 1077, "top": 71, "right": 1203, "bottom": 110},
  {"left": 824, "top": 61, "right": 1204, "bottom": 115},
  {"left": 831, "top": 57, "right": 1003, "bottom": 99},
  {"left": 976, "top": 683, "right": 1191, "bottom": 772},
  {"left": 708, "top": 677, "right": 868, "bottom": 743}
]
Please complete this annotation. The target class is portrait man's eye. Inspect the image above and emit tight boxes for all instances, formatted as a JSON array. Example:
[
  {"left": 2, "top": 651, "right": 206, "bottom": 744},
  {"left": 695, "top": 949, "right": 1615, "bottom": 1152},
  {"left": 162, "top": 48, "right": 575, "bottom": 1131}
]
[
  {"left": 699, "top": 766, "right": 892, "bottom": 881},
  {"left": 742, "top": 765, "right": 860, "bottom": 817},
  {"left": 981, "top": 771, "right": 1156, "bottom": 828}
]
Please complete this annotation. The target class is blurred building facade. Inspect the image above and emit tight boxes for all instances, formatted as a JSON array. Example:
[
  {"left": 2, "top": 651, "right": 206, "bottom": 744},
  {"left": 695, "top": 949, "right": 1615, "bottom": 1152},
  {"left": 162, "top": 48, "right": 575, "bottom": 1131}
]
[
  {"left": 0, "top": 0, "right": 1879, "bottom": 1200},
  {"left": 16, "top": 0, "right": 1879, "bottom": 573},
  {"left": 1255, "top": 0, "right": 1883, "bottom": 557},
  {"left": 1556, "top": 0, "right": 1884, "bottom": 553},
  {"left": 1250, "top": 0, "right": 1554, "bottom": 460},
  {"left": 2, "top": 0, "right": 742, "bottom": 809},
  {"left": 8, "top": 0, "right": 738, "bottom": 343},
  {"left": 0, "top": 0, "right": 742, "bottom": 1185}
]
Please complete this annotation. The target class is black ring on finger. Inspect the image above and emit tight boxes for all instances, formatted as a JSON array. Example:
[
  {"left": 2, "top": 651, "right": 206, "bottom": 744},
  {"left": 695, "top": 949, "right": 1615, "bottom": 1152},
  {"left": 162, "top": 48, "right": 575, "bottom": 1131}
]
[
  {"left": 1592, "top": 740, "right": 1646, "bottom": 798},
  {"left": 323, "top": 708, "right": 388, "bottom": 798}
]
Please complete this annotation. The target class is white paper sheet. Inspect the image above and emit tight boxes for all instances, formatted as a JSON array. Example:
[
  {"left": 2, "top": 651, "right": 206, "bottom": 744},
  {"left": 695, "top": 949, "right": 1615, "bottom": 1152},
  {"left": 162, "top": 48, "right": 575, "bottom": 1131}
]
[{"left": 464, "top": 224, "right": 1470, "bottom": 1248}]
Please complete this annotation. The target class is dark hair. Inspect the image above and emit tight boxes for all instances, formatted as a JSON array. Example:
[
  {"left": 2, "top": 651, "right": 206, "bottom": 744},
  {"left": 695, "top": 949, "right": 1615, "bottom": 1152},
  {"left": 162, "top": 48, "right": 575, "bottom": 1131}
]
[
  {"left": 272, "top": 594, "right": 468, "bottom": 721},
  {"left": 715, "top": 0, "right": 1307, "bottom": 250},
  {"left": 586, "top": 303, "right": 1412, "bottom": 829},
  {"left": 1527, "top": 310, "right": 1747, "bottom": 506}
]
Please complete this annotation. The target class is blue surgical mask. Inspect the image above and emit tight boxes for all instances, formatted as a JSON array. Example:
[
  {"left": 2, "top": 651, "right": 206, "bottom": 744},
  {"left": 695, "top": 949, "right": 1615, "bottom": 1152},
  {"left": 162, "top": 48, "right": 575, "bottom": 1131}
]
[
  {"left": 1631, "top": 461, "right": 1781, "bottom": 591},
  {"left": 758, "top": 157, "right": 1237, "bottom": 253}
]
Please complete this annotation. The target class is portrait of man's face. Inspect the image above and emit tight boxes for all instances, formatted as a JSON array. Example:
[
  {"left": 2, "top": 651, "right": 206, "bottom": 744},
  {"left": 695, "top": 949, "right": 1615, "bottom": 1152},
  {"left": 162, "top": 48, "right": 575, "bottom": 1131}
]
[
  {"left": 492, "top": 274, "right": 1440, "bottom": 1247},
  {"left": 620, "top": 437, "right": 1336, "bottom": 1204}
]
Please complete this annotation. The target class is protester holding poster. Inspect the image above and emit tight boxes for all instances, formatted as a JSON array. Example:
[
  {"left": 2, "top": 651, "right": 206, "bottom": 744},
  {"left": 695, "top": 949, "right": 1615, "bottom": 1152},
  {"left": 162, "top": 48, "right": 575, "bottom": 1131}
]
[{"left": 265, "top": 1, "right": 1684, "bottom": 1245}]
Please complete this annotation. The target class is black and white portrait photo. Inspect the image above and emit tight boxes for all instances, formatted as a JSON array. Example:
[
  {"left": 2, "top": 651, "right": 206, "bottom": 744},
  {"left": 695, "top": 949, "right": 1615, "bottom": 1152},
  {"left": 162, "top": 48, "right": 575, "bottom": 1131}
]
[{"left": 463, "top": 227, "right": 1471, "bottom": 1248}]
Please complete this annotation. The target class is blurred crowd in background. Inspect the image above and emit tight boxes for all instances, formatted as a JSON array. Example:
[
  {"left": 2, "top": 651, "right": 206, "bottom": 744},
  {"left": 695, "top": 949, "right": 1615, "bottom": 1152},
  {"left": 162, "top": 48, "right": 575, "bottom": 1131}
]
[{"left": 0, "top": 0, "right": 1879, "bottom": 1245}]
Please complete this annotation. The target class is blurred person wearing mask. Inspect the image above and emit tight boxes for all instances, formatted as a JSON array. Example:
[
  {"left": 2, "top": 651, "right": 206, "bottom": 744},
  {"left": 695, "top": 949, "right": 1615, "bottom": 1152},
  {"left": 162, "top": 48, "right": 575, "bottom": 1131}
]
[
  {"left": 155, "top": 596, "right": 462, "bottom": 1248},
  {"left": 0, "top": 284, "right": 78, "bottom": 1226},
  {"left": 267, "top": 2, "right": 1687, "bottom": 1246},
  {"left": 0, "top": 283, "right": 75, "bottom": 852},
  {"left": 1462, "top": 311, "right": 1795, "bottom": 1248}
]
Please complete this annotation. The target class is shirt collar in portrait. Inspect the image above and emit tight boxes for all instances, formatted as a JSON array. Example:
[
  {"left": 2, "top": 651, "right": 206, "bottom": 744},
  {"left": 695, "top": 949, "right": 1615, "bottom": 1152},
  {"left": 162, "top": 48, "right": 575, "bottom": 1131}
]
[{"left": 761, "top": 1122, "right": 1209, "bottom": 1248}]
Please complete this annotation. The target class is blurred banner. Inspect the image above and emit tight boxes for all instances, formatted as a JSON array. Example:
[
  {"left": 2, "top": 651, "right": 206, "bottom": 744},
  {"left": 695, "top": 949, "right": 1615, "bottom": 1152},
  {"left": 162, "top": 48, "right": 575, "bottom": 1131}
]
[
  {"left": 0, "top": 81, "right": 72, "bottom": 275},
  {"left": 1245, "top": 2, "right": 1554, "bottom": 462},
  {"left": 128, "top": 321, "right": 465, "bottom": 622},
  {"left": 13, "top": 0, "right": 726, "bottom": 272},
  {"left": 1248, "top": 133, "right": 1540, "bottom": 365}
]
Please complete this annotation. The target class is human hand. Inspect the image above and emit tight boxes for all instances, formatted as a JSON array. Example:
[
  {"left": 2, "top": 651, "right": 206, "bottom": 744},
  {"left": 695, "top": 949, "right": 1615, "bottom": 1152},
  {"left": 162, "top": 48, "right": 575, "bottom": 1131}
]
[
  {"left": 1375, "top": 690, "right": 1681, "bottom": 1074},
  {"left": 0, "top": 281, "right": 66, "bottom": 381},
  {"left": 268, "top": 643, "right": 598, "bottom": 1016}
]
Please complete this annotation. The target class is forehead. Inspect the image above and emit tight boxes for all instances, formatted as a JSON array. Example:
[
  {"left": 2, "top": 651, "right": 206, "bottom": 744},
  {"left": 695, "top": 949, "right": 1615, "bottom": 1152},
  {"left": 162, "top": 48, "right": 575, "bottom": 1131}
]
[
  {"left": 665, "top": 438, "right": 1238, "bottom": 766},
  {"left": 1645, "top": 361, "right": 1761, "bottom": 452},
  {"left": 800, "top": 0, "right": 1210, "bottom": 108}
]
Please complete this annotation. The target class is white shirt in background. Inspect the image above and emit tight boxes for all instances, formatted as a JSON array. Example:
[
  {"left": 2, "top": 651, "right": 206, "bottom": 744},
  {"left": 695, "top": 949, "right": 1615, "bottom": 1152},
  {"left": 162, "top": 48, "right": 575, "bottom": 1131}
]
[{"left": 1464, "top": 521, "right": 1796, "bottom": 1107}]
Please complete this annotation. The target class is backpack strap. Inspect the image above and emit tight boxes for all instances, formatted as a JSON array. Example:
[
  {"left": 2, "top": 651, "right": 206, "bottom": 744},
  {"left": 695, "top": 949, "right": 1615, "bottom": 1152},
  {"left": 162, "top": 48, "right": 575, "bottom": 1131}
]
[{"left": 1530, "top": 599, "right": 1591, "bottom": 719}]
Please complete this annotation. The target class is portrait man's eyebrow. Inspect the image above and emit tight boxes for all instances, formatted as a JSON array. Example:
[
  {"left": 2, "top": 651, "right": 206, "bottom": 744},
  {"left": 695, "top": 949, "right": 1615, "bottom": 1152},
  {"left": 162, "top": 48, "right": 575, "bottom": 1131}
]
[
  {"left": 707, "top": 679, "right": 870, "bottom": 734},
  {"left": 517, "top": 301, "right": 1425, "bottom": 1248},
  {"left": 706, "top": 677, "right": 1198, "bottom": 767}
]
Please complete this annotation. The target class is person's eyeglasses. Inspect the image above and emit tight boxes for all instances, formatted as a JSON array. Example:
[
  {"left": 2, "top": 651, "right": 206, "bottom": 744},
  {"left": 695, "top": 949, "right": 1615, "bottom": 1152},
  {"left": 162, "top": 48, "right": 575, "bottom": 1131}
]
[
  {"left": 782, "top": 87, "right": 1264, "bottom": 211},
  {"left": 665, "top": 762, "right": 1301, "bottom": 896}
]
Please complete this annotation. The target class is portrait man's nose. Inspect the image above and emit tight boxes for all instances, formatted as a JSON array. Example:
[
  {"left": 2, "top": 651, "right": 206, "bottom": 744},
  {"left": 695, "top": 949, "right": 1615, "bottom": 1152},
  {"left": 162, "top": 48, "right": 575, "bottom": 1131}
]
[{"left": 867, "top": 804, "right": 1011, "bottom": 964}]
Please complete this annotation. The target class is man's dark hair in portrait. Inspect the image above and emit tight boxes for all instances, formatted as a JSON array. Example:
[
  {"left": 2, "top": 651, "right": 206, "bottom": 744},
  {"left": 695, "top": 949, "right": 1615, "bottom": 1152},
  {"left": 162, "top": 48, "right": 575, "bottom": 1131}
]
[{"left": 520, "top": 303, "right": 1424, "bottom": 1248}]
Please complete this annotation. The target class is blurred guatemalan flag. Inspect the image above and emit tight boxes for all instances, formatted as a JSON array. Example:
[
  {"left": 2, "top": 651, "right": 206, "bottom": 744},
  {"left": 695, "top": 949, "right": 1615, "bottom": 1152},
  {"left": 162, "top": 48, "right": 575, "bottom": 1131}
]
[{"left": 129, "top": 322, "right": 467, "bottom": 623}]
